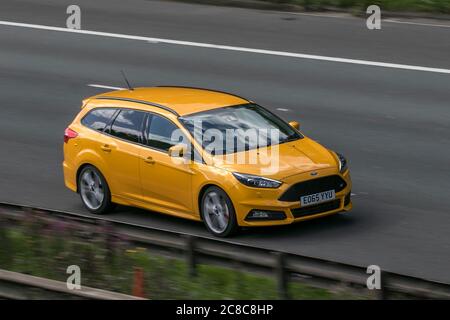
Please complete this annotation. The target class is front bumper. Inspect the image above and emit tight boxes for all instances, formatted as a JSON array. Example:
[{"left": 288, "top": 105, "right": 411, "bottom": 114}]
[{"left": 232, "top": 168, "right": 352, "bottom": 227}]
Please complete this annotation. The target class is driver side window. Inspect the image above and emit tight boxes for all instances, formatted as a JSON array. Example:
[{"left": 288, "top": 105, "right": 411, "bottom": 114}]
[{"left": 146, "top": 114, "right": 184, "bottom": 152}]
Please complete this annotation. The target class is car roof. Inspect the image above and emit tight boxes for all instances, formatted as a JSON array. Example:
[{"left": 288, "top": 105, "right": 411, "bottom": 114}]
[{"left": 90, "top": 86, "right": 249, "bottom": 116}]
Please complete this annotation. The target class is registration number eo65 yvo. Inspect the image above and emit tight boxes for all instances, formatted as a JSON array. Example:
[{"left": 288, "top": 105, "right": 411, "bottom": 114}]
[{"left": 300, "top": 190, "right": 335, "bottom": 207}]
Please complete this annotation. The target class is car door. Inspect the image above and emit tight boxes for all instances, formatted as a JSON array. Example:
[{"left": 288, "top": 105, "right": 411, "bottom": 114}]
[
  {"left": 139, "top": 113, "right": 194, "bottom": 214},
  {"left": 99, "top": 108, "right": 146, "bottom": 201}
]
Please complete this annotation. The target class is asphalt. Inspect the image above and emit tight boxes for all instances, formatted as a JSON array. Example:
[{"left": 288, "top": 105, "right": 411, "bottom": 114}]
[{"left": 0, "top": 0, "right": 450, "bottom": 282}]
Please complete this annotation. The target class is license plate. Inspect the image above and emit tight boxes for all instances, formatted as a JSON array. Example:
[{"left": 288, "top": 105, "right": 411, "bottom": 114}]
[{"left": 300, "top": 190, "right": 335, "bottom": 207}]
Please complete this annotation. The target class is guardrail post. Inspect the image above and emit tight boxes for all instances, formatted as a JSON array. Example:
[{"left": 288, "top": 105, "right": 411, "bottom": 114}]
[
  {"left": 274, "top": 252, "right": 290, "bottom": 300},
  {"left": 185, "top": 235, "right": 197, "bottom": 277},
  {"left": 132, "top": 267, "right": 145, "bottom": 298}
]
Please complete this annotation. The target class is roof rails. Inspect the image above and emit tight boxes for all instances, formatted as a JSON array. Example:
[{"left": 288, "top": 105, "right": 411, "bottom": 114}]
[
  {"left": 95, "top": 96, "right": 180, "bottom": 116},
  {"left": 156, "top": 86, "right": 250, "bottom": 102}
]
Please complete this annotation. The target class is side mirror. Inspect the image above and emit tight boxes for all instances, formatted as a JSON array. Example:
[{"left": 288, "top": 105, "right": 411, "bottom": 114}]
[
  {"left": 289, "top": 121, "right": 300, "bottom": 130},
  {"left": 168, "top": 144, "right": 188, "bottom": 158}
]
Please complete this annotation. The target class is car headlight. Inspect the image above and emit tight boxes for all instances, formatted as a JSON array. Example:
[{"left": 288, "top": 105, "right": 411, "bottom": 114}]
[
  {"left": 337, "top": 152, "right": 348, "bottom": 173},
  {"left": 232, "top": 172, "right": 282, "bottom": 188}
]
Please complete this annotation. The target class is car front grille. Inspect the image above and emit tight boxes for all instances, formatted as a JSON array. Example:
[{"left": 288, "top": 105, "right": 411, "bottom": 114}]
[
  {"left": 291, "top": 199, "right": 341, "bottom": 218},
  {"left": 279, "top": 175, "right": 347, "bottom": 202}
]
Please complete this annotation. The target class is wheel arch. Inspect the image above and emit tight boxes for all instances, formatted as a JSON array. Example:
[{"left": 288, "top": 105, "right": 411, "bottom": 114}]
[
  {"left": 197, "top": 183, "right": 236, "bottom": 221},
  {"left": 197, "top": 183, "right": 239, "bottom": 237},
  {"left": 75, "top": 163, "right": 105, "bottom": 193},
  {"left": 197, "top": 184, "right": 218, "bottom": 221}
]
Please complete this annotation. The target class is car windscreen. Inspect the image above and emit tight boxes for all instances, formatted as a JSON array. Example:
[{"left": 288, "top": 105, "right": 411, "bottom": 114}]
[{"left": 179, "top": 103, "right": 302, "bottom": 155}]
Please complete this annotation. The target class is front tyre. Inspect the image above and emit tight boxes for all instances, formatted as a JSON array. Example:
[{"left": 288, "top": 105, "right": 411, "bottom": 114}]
[
  {"left": 201, "top": 186, "right": 238, "bottom": 237},
  {"left": 78, "top": 165, "right": 114, "bottom": 214}
]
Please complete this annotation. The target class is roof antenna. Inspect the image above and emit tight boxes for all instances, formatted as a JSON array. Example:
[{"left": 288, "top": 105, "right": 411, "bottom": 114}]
[{"left": 121, "top": 70, "right": 134, "bottom": 91}]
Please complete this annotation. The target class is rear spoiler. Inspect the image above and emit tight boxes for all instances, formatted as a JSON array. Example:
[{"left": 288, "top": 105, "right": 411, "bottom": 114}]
[{"left": 81, "top": 98, "right": 91, "bottom": 109}]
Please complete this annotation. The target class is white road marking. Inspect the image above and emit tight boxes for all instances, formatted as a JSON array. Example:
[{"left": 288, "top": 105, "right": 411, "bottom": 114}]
[
  {"left": 1, "top": 20, "right": 450, "bottom": 75},
  {"left": 87, "top": 84, "right": 125, "bottom": 90},
  {"left": 351, "top": 192, "right": 369, "bottom": 196},
  {"left": 275, "top": 11, "right": 352, "bottom": 19},
  {"left": 384, "top": 19, "right": 450, "bottom": 29},
  {"left": 276, "top": 108, "right": 290, "bottom": 112}
]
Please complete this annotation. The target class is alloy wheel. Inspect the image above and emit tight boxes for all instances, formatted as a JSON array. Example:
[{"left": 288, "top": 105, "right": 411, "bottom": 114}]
[{"left": 80, "top": 168, "right": 105, "bottom": 210}]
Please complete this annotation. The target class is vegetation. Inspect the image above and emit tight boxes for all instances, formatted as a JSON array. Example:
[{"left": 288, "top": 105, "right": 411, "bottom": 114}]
[
  {"left": 0, "top": 213, "right": 362, "bottom": 299},
  {"left": 263, "top": 0, "right": 450, "bottom": 14}
]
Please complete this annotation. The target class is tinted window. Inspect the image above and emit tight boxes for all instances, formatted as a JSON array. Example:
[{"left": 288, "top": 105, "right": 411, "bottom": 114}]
[
  {"left": 81, "top": 108, "right": 116, "bottom": 131},
  {"left": 146, "top": 114, "right": 182, "bottom": 151},
  {"left": 110, "top": 110, "right": 145, "bottom": 143}
]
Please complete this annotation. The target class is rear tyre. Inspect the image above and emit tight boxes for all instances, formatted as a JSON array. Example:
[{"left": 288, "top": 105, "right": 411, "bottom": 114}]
[
  {"left": 78, "top": 165, "right": 114, "bottom": 214},
  {"left": 200, "top": 186, "right": 238, "bottom": 237}
]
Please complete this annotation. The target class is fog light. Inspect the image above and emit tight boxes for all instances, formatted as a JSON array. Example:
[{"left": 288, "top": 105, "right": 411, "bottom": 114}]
[
  {"left": 245, "top": 210, "right": 286, "bottom": 221},
  {"left": 250, "top": 211, "right": 270, "bottom": 219}
]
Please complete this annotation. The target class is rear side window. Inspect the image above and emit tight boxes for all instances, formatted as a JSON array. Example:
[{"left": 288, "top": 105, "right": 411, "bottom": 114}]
[
  {"left": 110, "top": 109, "right": 146, "bottom": 143},
  {"left": 81, "top": 108, "right": 116, "bottom": 131},
  {"left": 146, "top": 114, "right": 180, "bottom": 151}
]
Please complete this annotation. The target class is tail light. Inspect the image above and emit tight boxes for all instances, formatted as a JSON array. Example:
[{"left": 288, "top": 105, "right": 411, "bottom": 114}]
[{"left": 64, "top": 128, "right": 78, "bottom": 143}]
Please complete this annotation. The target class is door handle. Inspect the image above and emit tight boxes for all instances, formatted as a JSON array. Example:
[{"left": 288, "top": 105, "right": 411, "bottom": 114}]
[
  {"left": 144, "top": 156, "right": 155, "bottom": 164},
  {"left": 100, "top": 144, "right": 112, "bottom": 152}
]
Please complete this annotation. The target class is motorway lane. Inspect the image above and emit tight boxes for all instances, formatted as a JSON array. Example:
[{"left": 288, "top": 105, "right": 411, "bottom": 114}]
[
  {"left": 1, "top": 0, "right": 450, "bottom": 68},
  {"left": 0, "top": 2, "right": 450, "bottom": 282}
]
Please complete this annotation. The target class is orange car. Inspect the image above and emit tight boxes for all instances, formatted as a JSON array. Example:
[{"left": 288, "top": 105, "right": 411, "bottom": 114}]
[{"left": 63, "top": 87, "right": 351, "bottom": 237}]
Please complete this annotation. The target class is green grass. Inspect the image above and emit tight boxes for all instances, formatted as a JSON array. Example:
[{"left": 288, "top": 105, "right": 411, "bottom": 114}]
[{"left": 0, "top": 214, "right": 363, "bottom": 299}]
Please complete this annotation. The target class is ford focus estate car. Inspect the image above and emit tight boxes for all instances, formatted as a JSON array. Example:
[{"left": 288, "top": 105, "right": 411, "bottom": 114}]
[{"left": 63, "top": 86, "right": 352, "bottom": 237}]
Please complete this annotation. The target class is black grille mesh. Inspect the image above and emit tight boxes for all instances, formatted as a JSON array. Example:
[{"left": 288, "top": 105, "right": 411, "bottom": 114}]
[
  {"left": 279, "top": 175, "right": 347, "bottom": 202},
  {"left": 291, "top": 199, "right": 341, "bottom": 218}
]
